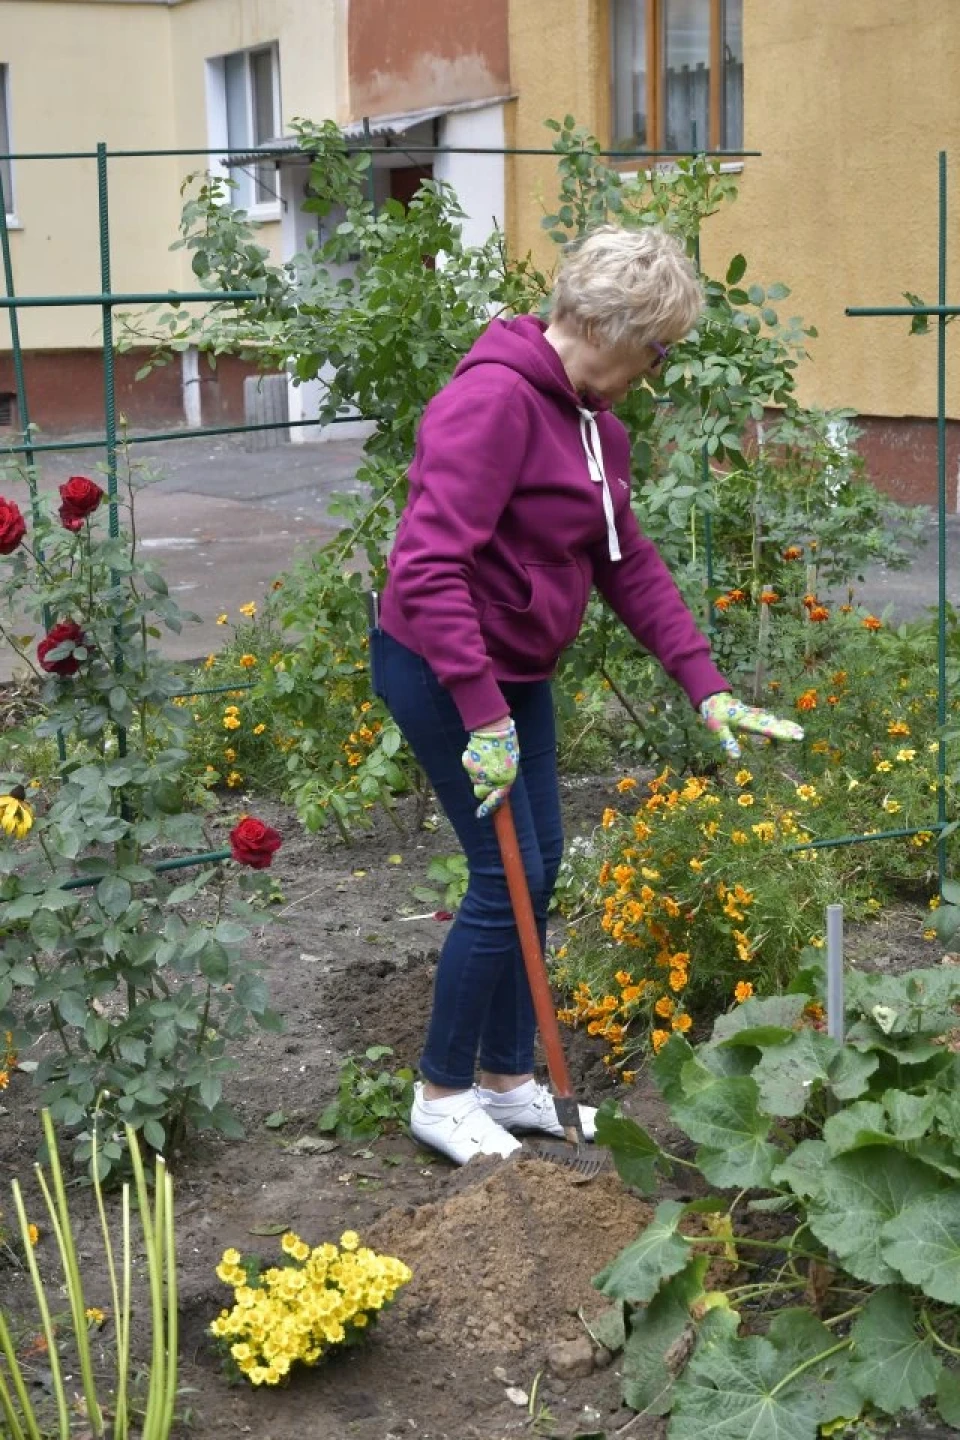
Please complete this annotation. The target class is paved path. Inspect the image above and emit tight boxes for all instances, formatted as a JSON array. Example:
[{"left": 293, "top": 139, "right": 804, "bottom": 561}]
[
  {"left": 1, "top": 427, "right": 959, "bottom": 683},
  {"left": 0, "top": 433, "right": 367, "bottom": 681}
]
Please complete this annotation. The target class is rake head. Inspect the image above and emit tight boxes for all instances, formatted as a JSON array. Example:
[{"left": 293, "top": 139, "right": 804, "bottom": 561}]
[{"left": 524, "top": 1138, "right": 610, "bottom": 1180}]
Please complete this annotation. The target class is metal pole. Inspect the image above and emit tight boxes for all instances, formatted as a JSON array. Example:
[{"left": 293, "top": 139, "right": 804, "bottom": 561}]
[
  {"left": 689, "top": 121, "right": 715, "bottom": 629},
  {"left": 936, "top": 151, "right": 948, "bottom": 897},
  {"left": 97, "top": 142, "right": 126, "bottom": 760},
  {"left": 826, "top": 904, "right": 844, "bottom": 1043}
]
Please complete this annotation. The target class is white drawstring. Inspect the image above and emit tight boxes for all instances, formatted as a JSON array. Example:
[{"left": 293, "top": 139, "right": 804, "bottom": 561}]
[{"left": 578, "top": 408, "right": 621, "bottom": 562}]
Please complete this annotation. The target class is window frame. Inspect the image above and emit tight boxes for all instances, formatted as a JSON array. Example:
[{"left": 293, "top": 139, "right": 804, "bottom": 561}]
[
  {"left": 207, "top": 42, "right": 282, "bottom": 219},
  {"left": 0, "top": 63, "right": 15, "bottom": 222},
  {"left": 610, "top": 0, "right": 743, "bottom": 156}
]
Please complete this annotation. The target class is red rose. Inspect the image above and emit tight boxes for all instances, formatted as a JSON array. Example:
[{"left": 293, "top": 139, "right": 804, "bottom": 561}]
[
  {"left": 37, "top": 620, "right": 88, "bottom": 675},
  {"left": 229, "top": 816, "right": 283, "bottom": 870},
  {"left": 58, "top": 476, "right": 104, "bottom": 532},
  {"left": 0, "top": 497, "right": 26, "bottom": 555}
]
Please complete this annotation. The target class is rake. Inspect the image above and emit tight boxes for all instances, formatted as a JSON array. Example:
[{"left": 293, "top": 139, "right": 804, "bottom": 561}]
[{"left": 493, "top": 798, "right": 607, "bottom": 1179}]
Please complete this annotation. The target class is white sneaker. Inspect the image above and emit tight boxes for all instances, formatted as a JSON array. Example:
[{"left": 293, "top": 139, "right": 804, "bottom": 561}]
[
  {"left": 477, "top": 1080, "right": 597, "bottom": 1141},
  {"left": 410, "top": 1083, "right": 523, "bottom": 1165}
]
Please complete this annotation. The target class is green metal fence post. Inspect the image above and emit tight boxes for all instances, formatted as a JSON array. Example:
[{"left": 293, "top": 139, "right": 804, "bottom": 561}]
[
  {"left": 936, "top": 150, "right": 948, "bottom": 896},
  {"left": 96, "top": 141, "right": 127, "bottom": 761}
]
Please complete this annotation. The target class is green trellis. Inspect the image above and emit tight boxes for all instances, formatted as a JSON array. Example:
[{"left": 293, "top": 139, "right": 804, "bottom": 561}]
[{"left": 0, "top": 137, "right": 953, "bottom": 891}]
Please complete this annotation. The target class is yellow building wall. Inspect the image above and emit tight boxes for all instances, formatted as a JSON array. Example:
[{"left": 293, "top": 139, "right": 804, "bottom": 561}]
[
  {"left": 506, "top": 0, "right": 960, "bottom": 422},
  {"left": 1, "top": 0, "right": 181, "bottom": 348},
  {"left": 0, "top": 0, "right": 341, "bottom": 350}
]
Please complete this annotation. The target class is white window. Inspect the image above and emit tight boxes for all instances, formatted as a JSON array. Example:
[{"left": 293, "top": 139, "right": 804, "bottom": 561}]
[
  {"left": 207, "top": 44, "right": 281, "bottom": 215},
  {"left": 0, "top": 65, "right": 14, "bottom": 220}
]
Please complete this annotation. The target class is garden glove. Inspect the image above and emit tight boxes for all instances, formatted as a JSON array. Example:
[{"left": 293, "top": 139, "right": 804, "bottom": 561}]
[
  {"left": 462, "top": 718, "right": 519, "bottom": 819},
  {"left": 699, "top": 692, "right": 804, "bottom": 762}
]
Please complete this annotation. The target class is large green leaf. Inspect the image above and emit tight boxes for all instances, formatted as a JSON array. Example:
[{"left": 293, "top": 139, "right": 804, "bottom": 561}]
[
  {"left": 883, "top": 1088, "right": 938, "bottom": 1141},
  {"left": 822, "top": 1101, "right": 891, "bottom": 1156},
  {"left": 881, "top": 1192, "right": 960, "bottom": 1302},
  {"left": 827, "top": 1046, "right": 880, "bottom": 1101},
  {"left": 809, "top": 1148, "right": 946, "bottom": 1284},
  {"left": 752, "top": 1030, "right": 836, "bottom": 1117},
  {"left": 670, "top": 1306, "right": 843, "bottom": 1440},
  {"left": 937, "top": 1367, "right": 960, "bottom": 1427},
  {"left": 848, "top": 1288, "right": 941, "bottom": 1414},
  {"left": 593, "top": 1200, "right": 691, "bottom": 1303},
  {"left": 772, "top": 1139, "right": 829, "bottom": 1200},
  {"left": 622, "top": 1256, "right": 708, "bottom": 1416},
  {"left": 594, "top": 1101, "right": 664, "bottom": 1194},
  {"left": 712, "top": 994, "right": 808, "bottom": 1048},
  {"left": 652, "top": 1033, "right": 696, "bottom": 1104},
  {"left": 672, "top": 1076, "right": 781, "bottom": 1189}
]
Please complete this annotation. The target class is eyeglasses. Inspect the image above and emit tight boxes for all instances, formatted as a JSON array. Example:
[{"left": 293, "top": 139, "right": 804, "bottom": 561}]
[{"left": 650, "top": 342, "right": 671, "bottom": 373}]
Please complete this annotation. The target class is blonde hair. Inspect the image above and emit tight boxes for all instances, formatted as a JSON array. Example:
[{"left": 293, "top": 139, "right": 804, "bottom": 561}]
[{"left": 550, "top": 224, "right": 703, "bottom": 350}]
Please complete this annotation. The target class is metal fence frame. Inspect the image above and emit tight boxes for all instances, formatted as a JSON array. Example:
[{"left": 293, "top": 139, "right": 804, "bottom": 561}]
[{"left": 0, "top": 136, "right": 952, "bottom": 891}]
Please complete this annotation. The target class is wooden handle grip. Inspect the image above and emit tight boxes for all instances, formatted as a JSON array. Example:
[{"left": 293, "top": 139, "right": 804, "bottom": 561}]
[{"left": 493, "top": 799, "right": 575, "bottom": 1102}]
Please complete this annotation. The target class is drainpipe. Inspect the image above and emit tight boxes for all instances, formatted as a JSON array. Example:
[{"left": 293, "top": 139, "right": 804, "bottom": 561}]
[{"left": 182, "top": 346, "right": 202, "bottom": 428}]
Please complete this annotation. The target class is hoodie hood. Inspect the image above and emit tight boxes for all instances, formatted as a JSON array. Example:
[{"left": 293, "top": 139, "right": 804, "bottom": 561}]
[{"left": 453, "top": 314, "right": 612, "bottom": 414}]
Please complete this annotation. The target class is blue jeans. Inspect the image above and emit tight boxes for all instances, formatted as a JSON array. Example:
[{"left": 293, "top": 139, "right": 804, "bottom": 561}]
[{"left": 372, "top": 629, "right": 563, "bottom": 1088}]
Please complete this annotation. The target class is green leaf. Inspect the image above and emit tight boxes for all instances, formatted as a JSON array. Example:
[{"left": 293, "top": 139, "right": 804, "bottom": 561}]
[
  {"left": 752, "top": 1029, "right": 835, "bottom": 1117},
  {"left": 809, "top": 1148, "right": 946, "bottom": 1284},
  {"left": 712, "top": 994, "right": 807, "bottom": 1047},
  {"left": 671, "top": 1307, "right": 827, "bottom": 1440},
  {"left": 848, "top": 1288, "right": 941, "bottom": 1414},
  {"left": 143, "top": 1118, "right": 166, "bottom": 1151},
  {"left": 672, "top": 1076, "right": 781, "bottom": 1188},
  {"left": 622, "top": 1256, "right": 708, "bottom": 1416},
  {"left": 827, "top": 1046, "right": 879, "bottom": 1101},
  {"left": 594, "top": 1100, "right": 663, "bottom": 1194},
  {"left": 198, "top": 942, "right": 230, "bottom": 983},
  {"left": 936, "top": 1367, "right": 960, "bottom": 1427},
  {"left": 880, "top": 1191, "right": 960, "bottom": 1302},
  {"left": 592, "top": 1199, "right": 691, "bottom": 1303},
  {"left": 583, "top": 1302, "right": 627, "bottom": 1355},
  {"left": 57, "top": 990, "right": 89, "bottom": 1028},
  {"left": 97, "top": 874, "right": 132, "bottom": 919},
  {"left": 199, "top": 1074, "right": 223, "bottom": 1111},
  {"left": 822, "top": 1101, "right": 891, "bottom": 1155},
  {"left": 883, "top": 1088, "right": 938, "bottom": 1140},
  {"left": 725, "top": 254, "right": 747, "bottom": 285},
  {"left": 652, "top": 1033, "right": 696, "bottom": 1104}
]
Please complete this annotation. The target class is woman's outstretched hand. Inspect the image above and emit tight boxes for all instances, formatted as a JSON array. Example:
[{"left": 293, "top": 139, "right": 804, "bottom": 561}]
[
  {"left": 462, "top": 717, "right": 519, "bottom": 818},
  {"left": 699, "top": 693, "right": 804, "bottom": 762}
]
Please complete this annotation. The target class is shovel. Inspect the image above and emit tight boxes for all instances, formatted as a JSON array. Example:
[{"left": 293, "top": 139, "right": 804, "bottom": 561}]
[{"left": 492, "top": 797, "right": 605, "bottom": 1179}]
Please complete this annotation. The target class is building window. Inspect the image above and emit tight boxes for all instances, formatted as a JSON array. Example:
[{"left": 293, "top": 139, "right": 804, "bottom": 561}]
[
  {"left": 612, "top": 0, "right": 743, "bottom": 153},
  {"left": 0, "top": 65, "right": 13, "bottom": 217},
  {"left": 207, "top": 44, "right": 281, "bottom": 212}
]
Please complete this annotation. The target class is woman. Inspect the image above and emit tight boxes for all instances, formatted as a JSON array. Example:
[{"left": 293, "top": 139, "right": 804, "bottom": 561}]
[{"left": 371, "top": 224, "right": 802, "bottom": 1164}]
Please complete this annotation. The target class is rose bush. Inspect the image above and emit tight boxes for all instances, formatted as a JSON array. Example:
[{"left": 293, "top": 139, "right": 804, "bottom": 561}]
[{"left": 0, "top": 467, "right": 284, "bottom": 1175}]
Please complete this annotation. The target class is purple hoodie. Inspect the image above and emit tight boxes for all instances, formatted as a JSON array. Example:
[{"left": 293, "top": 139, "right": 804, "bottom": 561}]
[{"left": 380, "top": 314, "right": 728, "bottom": 730}]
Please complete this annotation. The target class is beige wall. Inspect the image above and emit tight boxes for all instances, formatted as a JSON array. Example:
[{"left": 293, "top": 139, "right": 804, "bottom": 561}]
[
  {"left": 506, "top": 0, "right": 960, "bottom": 423},
  {"left": 1, "top": 1, "right": 180, "bottom": 347},
  {"left": 0, "top": 0, "right": 341, "bottom": 350}
]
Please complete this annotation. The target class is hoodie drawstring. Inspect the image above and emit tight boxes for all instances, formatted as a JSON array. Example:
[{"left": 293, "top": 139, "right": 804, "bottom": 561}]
[{"left": 578, "top": 408, "right": 621, "bottom": 562}]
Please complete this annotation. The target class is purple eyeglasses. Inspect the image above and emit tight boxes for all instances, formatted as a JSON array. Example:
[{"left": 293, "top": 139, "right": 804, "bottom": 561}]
[{"left": 650, "top": 342, "right": 671, "bottom": 373}]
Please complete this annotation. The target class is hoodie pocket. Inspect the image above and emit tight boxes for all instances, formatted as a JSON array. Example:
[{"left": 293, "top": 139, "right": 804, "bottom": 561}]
[{"left": 483, "top": 561, "right": 588, "bottom": 663}]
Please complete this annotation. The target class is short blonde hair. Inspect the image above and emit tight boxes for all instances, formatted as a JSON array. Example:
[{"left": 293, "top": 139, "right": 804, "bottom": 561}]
[{"left": 550, "top": 224, "right": 703, "bottom": 350}]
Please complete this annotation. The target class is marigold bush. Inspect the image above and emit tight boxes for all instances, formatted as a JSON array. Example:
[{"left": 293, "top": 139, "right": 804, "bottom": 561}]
[{"left": 554, "top": 765, "right": 875, "bottom": 1073}]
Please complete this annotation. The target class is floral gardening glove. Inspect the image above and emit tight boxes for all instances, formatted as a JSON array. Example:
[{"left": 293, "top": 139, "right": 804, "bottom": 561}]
[
  {"left": 699, "top": 692, "right": 805, "bottom": 762},
  {"left": 462, "top": 718, "right": 519, "bottom": 819}
]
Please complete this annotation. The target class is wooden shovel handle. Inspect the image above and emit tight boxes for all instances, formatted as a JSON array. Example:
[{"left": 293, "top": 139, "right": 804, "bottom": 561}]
[{"left": 492, "top": 798, "right": 575, "bottom": 1102}]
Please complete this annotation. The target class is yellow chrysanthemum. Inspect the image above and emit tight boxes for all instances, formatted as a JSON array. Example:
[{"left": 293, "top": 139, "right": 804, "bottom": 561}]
[
  {"left": 0, "top": 794, "right": 34, "bottom": 839},
  {"left": 239, "top": 602, "right": 257, "bottom": 618}
]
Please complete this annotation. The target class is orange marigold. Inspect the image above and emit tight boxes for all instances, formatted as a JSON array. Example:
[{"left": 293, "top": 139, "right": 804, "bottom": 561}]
[
  {"left": 796, "top": 689, "right": 818, "bottom": 712},
  {"left": 671, "top": 1012, "right": 693, "bottom": 1033},
  {"left": 651, "top": 1029, "right": 671, "bottom": 1053},
  {"left": 617, "top": 776, "right": 638, "bottom": 793},
  {"left": 654, "top": 995, "right": 675, "bottom": 1018},
  {"left": 782, "top": 546, "right": 804, "bottom": 561},
  {"left": 734, "top": 980, "right": 754, "bottom": 1003},
  {"left": 760, "top": 589, "right": 779, "bottom": 605},
  {"left": 862, "top": 615, "right": 883, "bottom": 631},
  {"left": 808, "top": 606, "right": 830, "bottom": 623}
]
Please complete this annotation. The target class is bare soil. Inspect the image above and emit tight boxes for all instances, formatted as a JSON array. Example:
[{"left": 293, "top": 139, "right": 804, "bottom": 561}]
[{"left": 0, "top": 774, "right": 950, "bottom": 1440}]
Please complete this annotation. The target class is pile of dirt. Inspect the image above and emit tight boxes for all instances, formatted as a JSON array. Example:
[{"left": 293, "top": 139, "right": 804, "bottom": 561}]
[{"left": 370, "top": 1155, "right": 651, "bottom": 1354}]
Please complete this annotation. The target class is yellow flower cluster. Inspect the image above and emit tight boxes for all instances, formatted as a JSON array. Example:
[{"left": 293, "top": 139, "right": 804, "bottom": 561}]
[
  {"left": 0, "top": 1029, "right": 16, "bottom": 1090},
  {"left": 0, "top": 793, "right": 33, "bottom": 839},
  {"left": 210, "top": 1231, "right": 412, "bottom": 1386},
  {"left": 342, "top": 703, "right": 383, "bottom": 769}
]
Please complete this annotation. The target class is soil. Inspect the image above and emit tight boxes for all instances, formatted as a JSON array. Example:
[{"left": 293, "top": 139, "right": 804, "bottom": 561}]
[{"left": 0, "top": 773, "right": 951, "bottom": 1440}]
